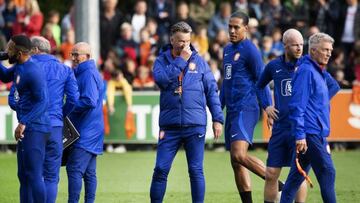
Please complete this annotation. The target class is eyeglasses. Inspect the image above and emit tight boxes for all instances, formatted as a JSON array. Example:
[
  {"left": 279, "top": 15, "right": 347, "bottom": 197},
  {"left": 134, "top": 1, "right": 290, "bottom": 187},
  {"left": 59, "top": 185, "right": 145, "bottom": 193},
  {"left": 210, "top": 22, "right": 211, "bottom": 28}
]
[{"left": 70, "top": 52, "right": 88, "bottom": 57}]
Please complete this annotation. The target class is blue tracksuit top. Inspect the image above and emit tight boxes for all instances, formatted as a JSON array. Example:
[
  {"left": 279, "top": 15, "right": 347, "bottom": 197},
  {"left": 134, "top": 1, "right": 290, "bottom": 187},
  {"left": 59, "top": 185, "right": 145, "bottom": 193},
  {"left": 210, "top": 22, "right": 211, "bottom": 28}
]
[
  {"left": 153, "top": 44, "right": 224, "bottom": 128},
  {"left": 9, "top": 54, "right": 79, "bottom": 127},
  {"left": 69, "top": 60, "right": 104, "bottom": 155},
  {"left": 256, "top": 55, "right": 297, "bottom": 129},
  {"left": 0, "top": 58, "right": 50, "bottom": 133},
  {"left": 220, "top": 39, "right": 271, "bottom": 112},
  {"left": 289, "top": 55, "right": 340, "bottom": 140}
]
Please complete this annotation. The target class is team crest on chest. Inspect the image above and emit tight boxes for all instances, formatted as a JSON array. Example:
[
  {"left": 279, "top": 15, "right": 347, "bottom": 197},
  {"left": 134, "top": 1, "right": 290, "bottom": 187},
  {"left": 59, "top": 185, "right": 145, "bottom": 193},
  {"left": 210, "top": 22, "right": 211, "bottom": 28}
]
[
  {"left": 16, "top": 75, "right": 20, "bottom": 84},
  {"left": 188, "top": 62, "right": 198, "bottom": 73},
  {"left": 234, "top": 52, "right": 240, "bottom": 61}
]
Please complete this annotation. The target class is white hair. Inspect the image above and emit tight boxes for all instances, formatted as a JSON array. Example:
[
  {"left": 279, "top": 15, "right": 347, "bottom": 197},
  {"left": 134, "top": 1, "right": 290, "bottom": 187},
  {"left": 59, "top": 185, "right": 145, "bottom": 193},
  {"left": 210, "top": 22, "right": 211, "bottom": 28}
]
[{"left": 308, "top": 33, "right": 334, "bottom": 53}]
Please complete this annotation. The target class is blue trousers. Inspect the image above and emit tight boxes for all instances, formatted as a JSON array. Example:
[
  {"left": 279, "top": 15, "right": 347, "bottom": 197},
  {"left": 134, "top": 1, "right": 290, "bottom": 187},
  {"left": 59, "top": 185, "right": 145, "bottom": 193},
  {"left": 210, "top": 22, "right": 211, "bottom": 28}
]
[
  {"left": 44, "top": 126, "right": 63, "bottom": 203},
  {"left": 17, "top": 130, "right": 47, "bottom": 203},
  {"left": 66, "top": 147, "right": 97, "bottom": 203},
  {"left": 280, "top": 134, "right": 336, "bottom": 203},
  {"left": 150, "top": 127, "right": 206, "bottom": 203}
]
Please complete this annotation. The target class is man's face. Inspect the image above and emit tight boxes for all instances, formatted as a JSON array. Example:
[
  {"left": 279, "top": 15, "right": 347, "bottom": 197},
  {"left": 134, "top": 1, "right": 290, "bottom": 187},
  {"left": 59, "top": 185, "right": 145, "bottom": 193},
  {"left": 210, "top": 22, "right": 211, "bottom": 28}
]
[
  {"left": 170, "top": 32, "right": 191, "bottom": 56},
  {"left": 311, "top": 41, "right": 333, "bottom": 67},
  {"left": 71, "top": 47, "right": 89, "bottom": 67},
  {"left": 228, "top": 17, "right": 248, "bottom": 44},
  {"left": 6, "top": 41, "right": 19, "bottom": 64},
  {"left": 285, "top": 36, "right": 304, "bottom": 60}
]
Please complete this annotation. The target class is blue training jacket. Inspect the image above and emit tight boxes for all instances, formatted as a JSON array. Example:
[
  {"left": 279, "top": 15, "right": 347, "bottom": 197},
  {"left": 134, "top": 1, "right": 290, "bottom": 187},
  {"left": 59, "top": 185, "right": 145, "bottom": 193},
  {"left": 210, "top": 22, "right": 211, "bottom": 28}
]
[
  {"left": 0, "top": 58, "right": 50, "bottom": 133},
  {"left": 69, "top": 60, "right": 104, "bottom": 155},
  {"left": 289, "top": 55, "right": 340, "bottom": 140},
  {"left": 8, "top": 54, "right": 79, "bottom": 127},
  {"left": 256, "top": 55, "right": 297, "bottom": 130},
  {"left": 220, "top": 39, "right": 271, "bottom": 112},
  {"left": 153, "top": 44, "right": 224, "bottom": 129}
]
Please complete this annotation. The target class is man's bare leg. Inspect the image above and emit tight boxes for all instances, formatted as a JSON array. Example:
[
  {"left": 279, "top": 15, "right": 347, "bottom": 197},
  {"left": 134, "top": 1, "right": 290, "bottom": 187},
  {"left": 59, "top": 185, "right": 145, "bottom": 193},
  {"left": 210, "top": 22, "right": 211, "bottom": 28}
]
[{"left": 264, "top": 167, "right": 282, "bottom": 202}]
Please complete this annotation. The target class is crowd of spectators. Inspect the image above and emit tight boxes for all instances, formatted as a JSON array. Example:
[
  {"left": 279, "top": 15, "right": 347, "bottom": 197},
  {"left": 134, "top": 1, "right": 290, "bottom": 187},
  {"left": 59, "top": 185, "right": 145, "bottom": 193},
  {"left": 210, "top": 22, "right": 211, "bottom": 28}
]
[{"left": 1, "top": 0, "right": 360, "bottom": 95}]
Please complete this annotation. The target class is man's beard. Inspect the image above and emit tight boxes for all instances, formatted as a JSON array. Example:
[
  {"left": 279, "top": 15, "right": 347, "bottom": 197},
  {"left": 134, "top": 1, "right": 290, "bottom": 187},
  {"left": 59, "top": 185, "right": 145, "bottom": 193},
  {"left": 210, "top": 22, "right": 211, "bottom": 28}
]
[{"left": 8, "top": 55, "right": 18, "bottom": 64}]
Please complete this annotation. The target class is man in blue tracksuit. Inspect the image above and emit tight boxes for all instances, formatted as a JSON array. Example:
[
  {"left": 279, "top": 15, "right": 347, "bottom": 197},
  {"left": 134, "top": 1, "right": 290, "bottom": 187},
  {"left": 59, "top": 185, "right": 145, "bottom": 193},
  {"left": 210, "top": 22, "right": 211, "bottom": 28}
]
[
  {"left": 280, "top": 33, "right": 340, "bottom": 203},
  {"left": 220, "top": 11, "right": 273, "bottom": 203},
  {"left": 150, "top": 22, "right": 224, "bottom": 203},
  {"left": 256, "top": 29, "right": 307, "bottom": 203},
  {"left": 32, "top": 36, "right": 79, "bottom": 203},
  {"left": 0, "top": 35, "right": 50, "bottom": 203},
  {"left": 66, "top": 42, "right": 104, "bottom": 203},
  {"left": 7, "top": 36, "right": 79, "bottom": 203}
]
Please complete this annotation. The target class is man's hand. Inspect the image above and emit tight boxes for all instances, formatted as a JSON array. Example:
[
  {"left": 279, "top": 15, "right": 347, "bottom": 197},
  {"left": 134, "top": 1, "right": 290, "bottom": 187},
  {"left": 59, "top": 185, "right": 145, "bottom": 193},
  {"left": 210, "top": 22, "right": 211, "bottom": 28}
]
[
  {"left": 180, "top": 45, "right": 192, "bottom": 61},
  {"left": 296, "top": 139, "right": 308, "bottom": 154},
  {"left": 267, "top": 117, "right": 274, "bottom": 131},
  {"left": 108, "top": 105, "right": 115, "bottom": 115},
  {"left": 212, "top": 122, "right": 222, "bottom": 141},
  {"left": 14, "top": 123, "right": 26, "bottom": 141},
  {"left": 265, "top": 106, "right": 279, "bottom": 120},
  {"left": 159, "top": 130, "right": 165, "bottom": 140}
]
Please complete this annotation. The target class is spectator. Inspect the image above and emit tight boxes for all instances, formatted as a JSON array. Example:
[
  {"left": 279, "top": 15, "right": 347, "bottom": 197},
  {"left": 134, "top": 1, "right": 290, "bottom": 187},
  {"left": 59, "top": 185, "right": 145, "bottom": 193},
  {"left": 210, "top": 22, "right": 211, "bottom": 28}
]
[
  {"left": 100, "top": 0, "right": 124, "bottom": 60},
  {"left": 113, "top": 22, "right": 139, "bottom": 64},
  {"left": 315, "top": 0, "right": 340, "bottom": 42},
  {"left": 1, "top": 0, "right": 17, "bottom": 40},
  {"left": 172, "top": 1, "right": 196, "bottom": 31},
  {"left": 122, "top": 58, "right": 137, "bottom": 84},
  {"left": 47, "top": 10, "right": 61, "bottom": 47},
  {"left": 189, "top": 0, "right": 215, "bottom": 28},
  {"left": 60, "top": 28, "right": 75, "bottom": 66},
  {"left": 248, "top": 17, "right": 262, "bottom": 42},
  {"left": 328, "top": 48, "right": 345, "bottom": 76},
  {"left": 248, "top": 0, "right": 265, "bottom": 21},
  {"left": 233, "top": 0, "right": 249, "bottom": 14},
  {"left": 147, "top": 0, "right": 175, "bottom": 46},
  {"left": 283, "top": 0, "right": 309, "bottom": 34},
  {"left": 207, "top": 2, "right": 232, "bottom": 40},
  {"left": 191, "top": 25, "right": 209, "bottom": 57},
  {"left": 271, "top": 28, "right": 284, "bottom": 56},
  {"left": 132, "top": 65, "right": 155, "bottom": 90},
  {"left": 107, "top": 69, "right": 132, "bottom": 114},
  {"left": 260, "top": 35, "right": 274, "bottom": 63},
  {"left": 145, "top": 17, "right": 159, "bottom": 47},
  {"left": 261, "top": 0, "right": 290, "bottom": 35},
  {"left": 41, "top": 23, "right": 57, "bottom": 53},
  {"left": 131, "top": 0, "right": 147, "bottom": 43},
  {"left": 12, "top": 0, "right": 43, "bottom": 37},
  {"left": 61, "top": 5, "right": 74, "bottom": 42},
  {"left": 208, "top": 59, "right": 221, "bottom": 87},
  {"left": 139, "top": 27, "right": 152, "bottom": 66}
]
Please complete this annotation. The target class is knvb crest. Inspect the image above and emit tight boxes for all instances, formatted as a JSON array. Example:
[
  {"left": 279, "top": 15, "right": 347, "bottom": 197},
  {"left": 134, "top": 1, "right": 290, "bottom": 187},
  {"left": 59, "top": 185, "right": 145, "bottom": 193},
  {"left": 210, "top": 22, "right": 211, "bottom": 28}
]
[
  {"left": 224, "top": 63, "right": 232, "bottom": 79},
  {"left": 281, "top": 79, "right": 292, "bottom": 96}
]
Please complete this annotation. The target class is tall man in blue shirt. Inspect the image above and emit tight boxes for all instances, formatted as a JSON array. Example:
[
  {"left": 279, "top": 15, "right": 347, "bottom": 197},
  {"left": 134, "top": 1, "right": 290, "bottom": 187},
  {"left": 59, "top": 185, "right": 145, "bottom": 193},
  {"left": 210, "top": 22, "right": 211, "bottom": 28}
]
[
  {"left": 0, "top": 35, "right": 50, "bottom": 203},
  {"left": 150, "top": 21, "right": 224, "bottom": 203},
  {"left": 220, "top": 11, "right": 274, "bottom": 203},
  {"left": 256, "top": 29, "right": 307, "bottom": 203},
  {"left": 66, "top": 42, "right": 104, "bottom": 203},
  {"left": 280, "top": 33, "right": 340, "bottom": 203}
]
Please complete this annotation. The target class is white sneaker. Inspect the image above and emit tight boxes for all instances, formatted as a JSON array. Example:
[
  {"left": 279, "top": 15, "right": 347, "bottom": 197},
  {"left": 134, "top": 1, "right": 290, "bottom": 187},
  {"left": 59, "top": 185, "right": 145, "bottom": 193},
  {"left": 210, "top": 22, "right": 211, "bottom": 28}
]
[
  {"left": 114, "top": 145, "right": 127, "bottom": 153},
  {"left": 106, "top": 144, "right": 114, "bottom": 153}
]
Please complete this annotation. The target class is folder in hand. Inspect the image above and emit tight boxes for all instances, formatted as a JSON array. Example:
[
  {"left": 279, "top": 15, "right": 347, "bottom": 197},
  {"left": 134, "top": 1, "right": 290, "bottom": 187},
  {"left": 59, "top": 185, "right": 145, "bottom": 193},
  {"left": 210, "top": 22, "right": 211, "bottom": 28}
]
[{"left": 62, "top": 116, "right": 80, "bottom": 149}]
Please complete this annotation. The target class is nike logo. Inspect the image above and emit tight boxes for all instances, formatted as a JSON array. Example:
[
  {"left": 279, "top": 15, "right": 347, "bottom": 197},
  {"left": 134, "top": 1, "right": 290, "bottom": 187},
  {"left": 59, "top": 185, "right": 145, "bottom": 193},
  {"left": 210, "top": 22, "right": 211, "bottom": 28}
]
[
  {"left": 224, "top": 53, "right": 229, "bottom": 56},
  {"left": 231, "top": 133, "right": 237, "bottom": 138},
  {"left": 276, "top": 69, "right": 282, "bottom": 73},
  {"left": 198, "top": 134, "right": 205, "bottom": 138}
]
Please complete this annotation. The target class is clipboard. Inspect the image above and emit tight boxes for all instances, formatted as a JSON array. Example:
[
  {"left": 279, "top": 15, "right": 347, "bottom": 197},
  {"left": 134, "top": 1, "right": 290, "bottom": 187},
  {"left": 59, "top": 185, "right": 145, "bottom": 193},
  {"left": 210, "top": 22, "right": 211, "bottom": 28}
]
[{"left": 62, "top": 116, "right": 80, "bottom": 166}]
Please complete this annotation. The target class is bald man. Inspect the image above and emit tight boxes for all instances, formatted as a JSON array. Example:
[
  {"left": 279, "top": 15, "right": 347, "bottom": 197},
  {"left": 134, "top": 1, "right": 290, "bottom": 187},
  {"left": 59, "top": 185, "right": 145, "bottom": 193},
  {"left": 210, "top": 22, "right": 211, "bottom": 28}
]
[
  {"left": 66, "top": 42, "right": 104, "bottom": 203},
  {"left": 256, "top": 29, "right": 307, "bottom": 203}
]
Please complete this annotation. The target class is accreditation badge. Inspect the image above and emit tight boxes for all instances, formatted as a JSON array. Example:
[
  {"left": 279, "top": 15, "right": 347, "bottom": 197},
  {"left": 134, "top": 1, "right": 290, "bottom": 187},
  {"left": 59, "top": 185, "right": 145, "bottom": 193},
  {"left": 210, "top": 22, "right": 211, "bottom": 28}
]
[{"left": 234, "top": 52, "right": 240, "bottom": 61}]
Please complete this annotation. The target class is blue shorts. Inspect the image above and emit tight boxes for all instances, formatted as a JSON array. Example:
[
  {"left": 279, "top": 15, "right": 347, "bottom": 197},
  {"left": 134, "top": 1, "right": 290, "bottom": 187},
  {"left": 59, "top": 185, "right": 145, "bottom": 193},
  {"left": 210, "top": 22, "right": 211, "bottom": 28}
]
[
  {"left": 267, "top": 127, "right": 295, "bottom": 167},
  {"left": 225, "top": 109, "right": 259, "bottom": 150}
]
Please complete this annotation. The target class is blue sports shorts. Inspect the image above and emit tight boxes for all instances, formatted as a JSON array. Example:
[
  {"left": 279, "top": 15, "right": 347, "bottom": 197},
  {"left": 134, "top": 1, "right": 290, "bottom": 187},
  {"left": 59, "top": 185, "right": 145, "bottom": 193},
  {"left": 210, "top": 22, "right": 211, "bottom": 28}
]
[
  {"left": 267, "top": 127, "right": 295, "bottom": 167},
  {"left": 225, "top": 109, "right": 259, "bottom": 150}
]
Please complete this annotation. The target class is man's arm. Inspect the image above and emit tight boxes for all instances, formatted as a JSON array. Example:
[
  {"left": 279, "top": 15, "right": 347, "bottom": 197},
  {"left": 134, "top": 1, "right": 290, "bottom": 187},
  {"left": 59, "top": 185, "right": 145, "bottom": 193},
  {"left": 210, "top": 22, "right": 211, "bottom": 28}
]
[
  {"left": 73, "top": 72, "right": 99, "bottom": 113},
  {"left": 0, "top": 64, "right": 15, "bottom": 83},
  {"left": 8, "top": 84, "right": 17, "bottom": 111},
  {"left": 324, "top": 71, "right": 340, "bottom": 100},
  {"left": 153, "top": 57, "right": 187, "bottom": 90},
  {"left": 255, "top": 63, "right": 274, "bottom": 111},
  {"left": 63, "top": 67, "right": 79, "bottom": 117}
]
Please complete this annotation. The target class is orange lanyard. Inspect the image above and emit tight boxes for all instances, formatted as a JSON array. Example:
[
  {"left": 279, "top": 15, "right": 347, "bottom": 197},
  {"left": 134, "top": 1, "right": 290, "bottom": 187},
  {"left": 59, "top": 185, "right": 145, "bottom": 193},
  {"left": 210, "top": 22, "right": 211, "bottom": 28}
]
[
  {"left": 296, "top": 152, "right": 314, "bottom": 188},
  {"left": 175, "top": 71, "right": 184, "bottom": 96}
]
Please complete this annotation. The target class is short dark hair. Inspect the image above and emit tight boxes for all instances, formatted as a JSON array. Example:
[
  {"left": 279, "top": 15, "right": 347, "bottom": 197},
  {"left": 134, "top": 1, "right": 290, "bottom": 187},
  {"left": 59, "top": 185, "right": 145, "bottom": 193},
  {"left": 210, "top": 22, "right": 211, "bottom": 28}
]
[
  {"left": 170, "top": 21, "right": 192, "bottom": 36},
  {"left": 11, "top": 35, "right": 32, "bottom": 53},
  {"left": 230, "top": 11, "right": 249, "bottom": 26}
]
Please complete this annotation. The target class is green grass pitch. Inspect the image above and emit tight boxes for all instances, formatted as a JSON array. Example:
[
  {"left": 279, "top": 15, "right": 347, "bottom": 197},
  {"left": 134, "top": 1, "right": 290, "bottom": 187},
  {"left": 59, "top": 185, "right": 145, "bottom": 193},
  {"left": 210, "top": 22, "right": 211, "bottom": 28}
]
[{"left": 0, "top": 150, "right": 359, "bottom": 202}]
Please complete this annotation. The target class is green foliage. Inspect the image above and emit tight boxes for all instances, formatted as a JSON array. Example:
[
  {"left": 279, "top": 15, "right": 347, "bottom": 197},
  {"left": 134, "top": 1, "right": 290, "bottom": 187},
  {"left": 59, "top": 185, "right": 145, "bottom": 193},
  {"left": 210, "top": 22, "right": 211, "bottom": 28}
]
[{"left": 0, "top": 150, "right": 359, "bottom": 202}]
